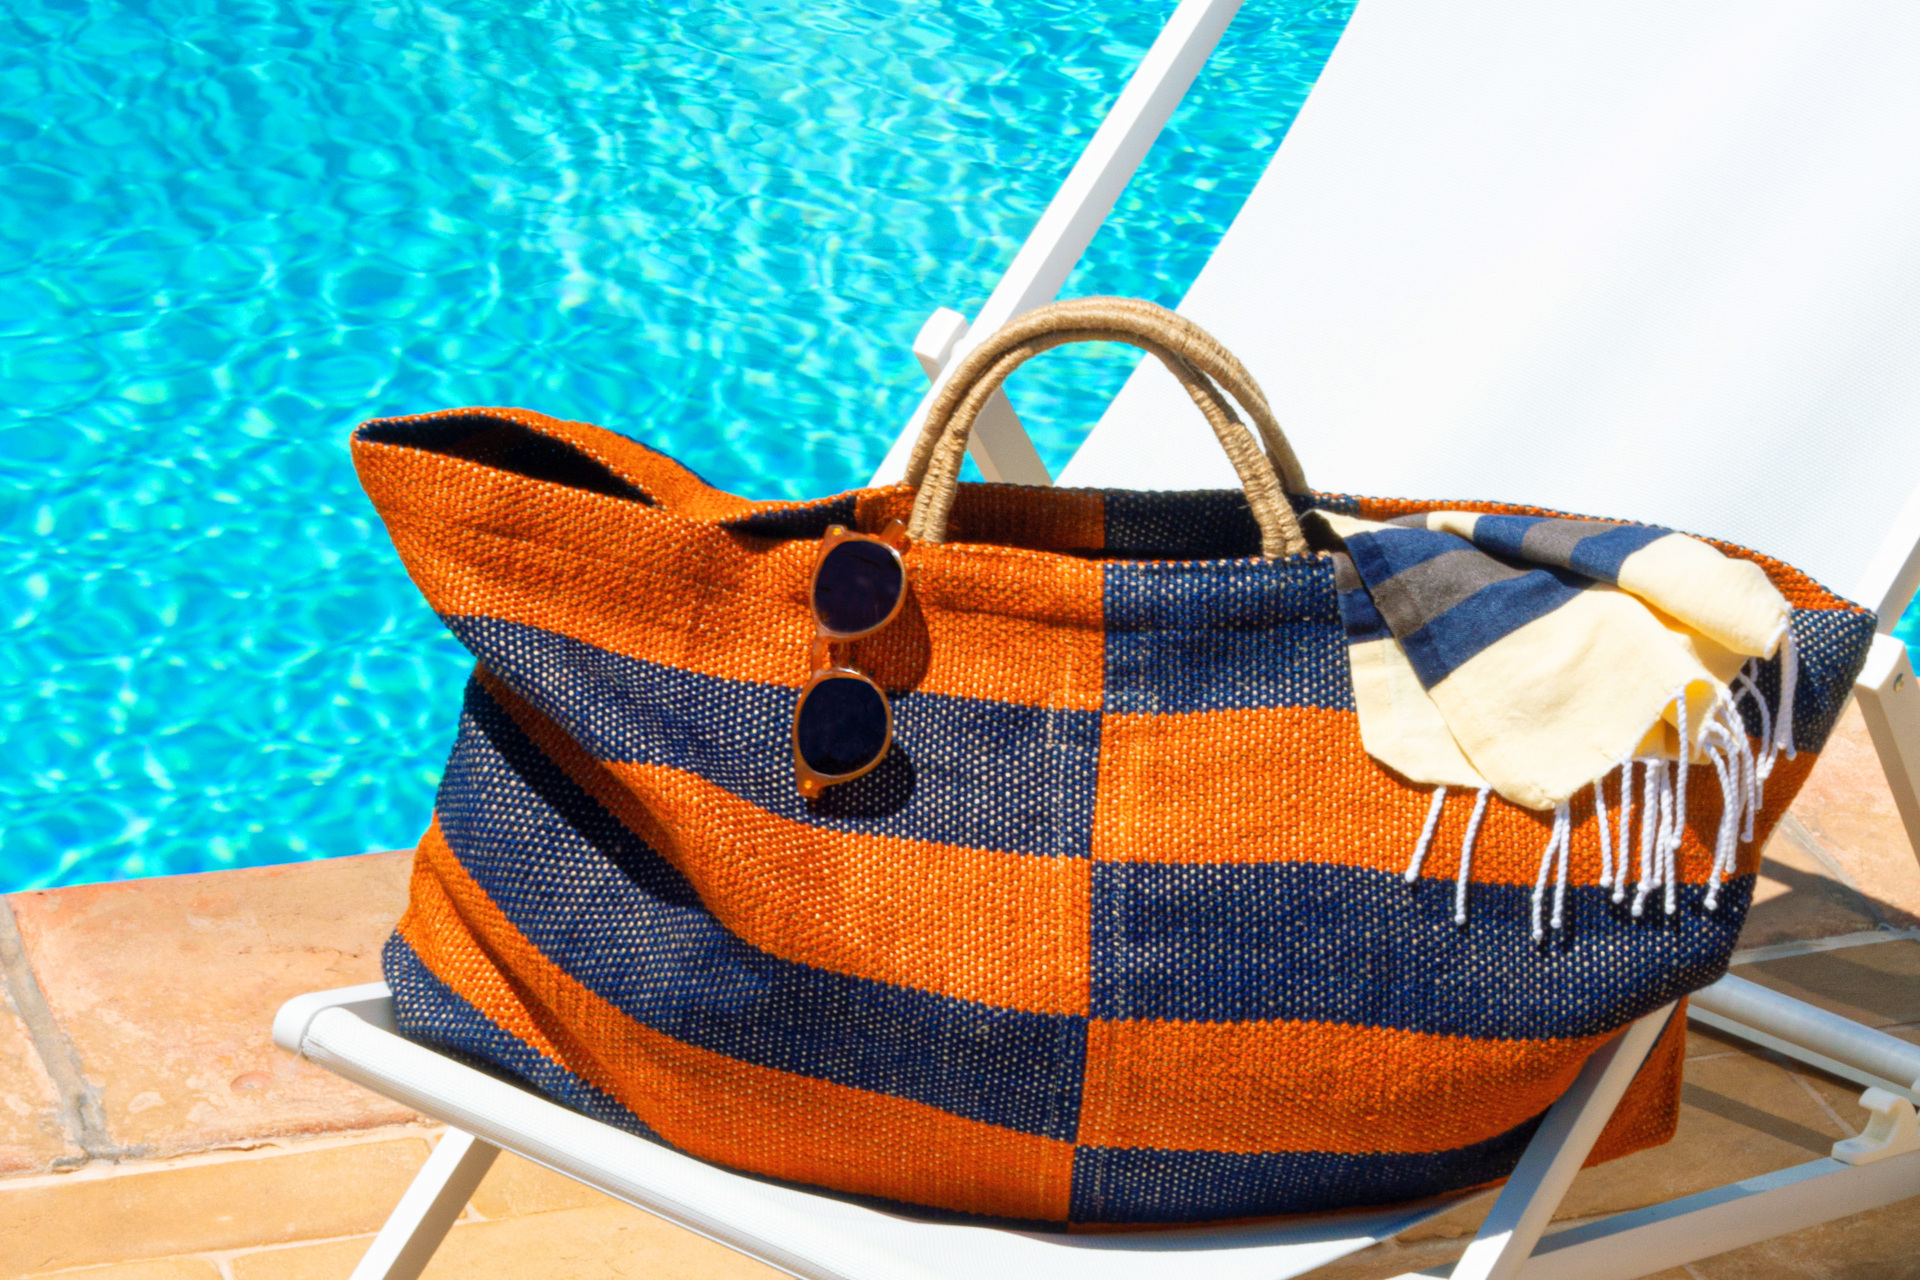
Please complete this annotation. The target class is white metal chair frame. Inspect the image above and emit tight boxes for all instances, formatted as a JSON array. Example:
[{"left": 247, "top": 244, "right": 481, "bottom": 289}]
[
  {"left": 275, "top": 979, "right": 1920, "bottom": 1280},
  {"left": 285, "top": 1, "right": 1920, "bottom": 1274}
]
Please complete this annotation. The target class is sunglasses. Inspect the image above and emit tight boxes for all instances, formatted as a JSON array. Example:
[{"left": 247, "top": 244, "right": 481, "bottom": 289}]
[{"left": 793, "top": 520, "right": 909, "bottom": 797}]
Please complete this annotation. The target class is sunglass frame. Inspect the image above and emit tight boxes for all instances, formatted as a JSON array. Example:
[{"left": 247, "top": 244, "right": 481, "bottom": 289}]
[{"left": 792, "top": 521, "right": 909, "bottom": 797}]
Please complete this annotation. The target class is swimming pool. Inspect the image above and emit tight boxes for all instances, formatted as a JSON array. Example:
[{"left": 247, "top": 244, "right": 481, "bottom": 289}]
[
  {"left": 1, "top": 0, "right": 1360, "bottom": 890},
  {"left": 8, "top": 1, "right": 1918, "bottom": 894}
]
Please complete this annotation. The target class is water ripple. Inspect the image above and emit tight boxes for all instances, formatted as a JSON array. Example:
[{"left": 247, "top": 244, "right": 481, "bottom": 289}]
[{"left": 0, "top": 0, "right": 1360, "bottom": 889}]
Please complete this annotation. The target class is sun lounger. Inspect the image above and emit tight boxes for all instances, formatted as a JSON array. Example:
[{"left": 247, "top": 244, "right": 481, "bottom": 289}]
[
  {"left": 1049, "top": 0, "right": 1920, "bottom": 862},
  {"left": 287, "top": 0, "right": 1920, "bottom": 1274}
]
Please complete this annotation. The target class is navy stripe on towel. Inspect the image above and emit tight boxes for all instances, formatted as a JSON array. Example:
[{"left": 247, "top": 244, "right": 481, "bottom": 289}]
[
  {"left": 1564, "top": 524, "right": 1670, "bottom": 580},
  {"left": 1397, "top": 568, "right": 1586, "bottom": 687}
]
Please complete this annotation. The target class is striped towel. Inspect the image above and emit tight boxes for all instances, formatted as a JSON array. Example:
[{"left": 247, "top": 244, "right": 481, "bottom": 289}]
[{"left": 1315, "top": 509, "right": 1796, "bottom": 924}]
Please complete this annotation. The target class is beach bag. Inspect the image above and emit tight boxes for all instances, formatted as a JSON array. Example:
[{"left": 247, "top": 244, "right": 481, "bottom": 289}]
[{"left": 354, "top": 297, "right": 1876, "bottom": 1227}]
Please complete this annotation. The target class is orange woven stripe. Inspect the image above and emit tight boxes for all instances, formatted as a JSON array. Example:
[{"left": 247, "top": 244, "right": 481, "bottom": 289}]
[
  {"left": 1079, "top": 1017, "right": 1609, "bottom": 1154},
  {"left": 398, "top": 823, "right": 579, "bottom": 1071},
  {"left": 400, "top": 822, "right": 1077, "bottom": 1221},
  {"left": 861, "top": 540, "right": 1106, "bottom": 711},
  {"left": 358, "top": 407, "right": 763, "bottom": 522},
  {"left": 1095, "top": 705, "right": 1807, "bottom": 884},
  {"left": 362, "top": 445, "right": 1102, "bottom": 709},
  {"left": 361, "top": 450, "right": 813, "bottom": 689},
  {"left": 478, "top": 668, "right": 1092, "bottom": 1015},
  {"left": 1586, "top": 1000, "right": 1686, "bottom": 1167},
  {"left": 859, "top": 485, "right": 1106, "bottom": 553},
  {"left": 610, "top": 762, "right": 1093, "bottom": 1015}
]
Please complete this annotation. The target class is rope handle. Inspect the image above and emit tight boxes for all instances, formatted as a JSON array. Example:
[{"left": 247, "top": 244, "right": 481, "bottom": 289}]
[{"left": 902, "top": 296, "right": 1311, "bottom": 558}]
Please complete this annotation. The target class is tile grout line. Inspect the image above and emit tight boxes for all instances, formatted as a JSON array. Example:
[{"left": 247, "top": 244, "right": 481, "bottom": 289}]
[
  {"left": 1730, "top": 925, "right": 1920, "bottom": 966},
  {"left": 1784, "top": 1059, "right": 1861, "bottom": 1140},
  {"left": 1772, "top": 812, "right": 1887, "bottom": 928},
  {"left": 0, "top": 893, "right": 130, "bottom": 1166}
]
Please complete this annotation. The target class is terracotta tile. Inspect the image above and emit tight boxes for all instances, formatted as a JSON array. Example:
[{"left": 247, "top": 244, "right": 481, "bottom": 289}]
[
  {"left": 1688, "top": 1193, "right": 1920, "bottom": 1279},
  {"left": 0, "top": 988, "right": 81, "bottom": 1176},
  {"left": 230, "top": 1202, "right": 783, "bottom": 1280},
  {"left": 1733, "top": 939, "right": 1920, "bottom": 1029},
  {"left": 1687, "top": 1022, "right": 1755, "bottom": 1059},
  {"left": 1740, "top": 817, "right": 1884, "bottom": 949},
  {"left": 6, "top": 851, "right": 415, "bottom": 1158},
  {"left": 1788, "top": 702, "right": 1920, "bottom": 928},
  {"left": 22, "top": 1259, "right": 224, "bottom": 1279},
  {"left": 468, "top": 1151, "right": 617, "bottom": 1220},
  {"left": 1558, "top": 1049, "right": 1848, "bottom": 1221},
  {"left": 0, "top": 1136, "right": 429, "bottom": 1274}
]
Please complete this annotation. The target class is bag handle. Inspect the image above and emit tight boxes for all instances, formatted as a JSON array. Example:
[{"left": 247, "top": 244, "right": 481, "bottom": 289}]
[{"left": 902, "top": 296, "right": 1311, "bottom": 558}]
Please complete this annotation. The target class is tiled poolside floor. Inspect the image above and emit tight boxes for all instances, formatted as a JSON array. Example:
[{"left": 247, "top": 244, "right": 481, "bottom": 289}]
[{"left": 2, "top": 703, "right": 1917, "bottom": 1279}]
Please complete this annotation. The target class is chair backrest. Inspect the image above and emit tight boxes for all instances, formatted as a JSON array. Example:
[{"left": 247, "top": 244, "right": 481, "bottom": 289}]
[{"left": 1059, "top": 0, "right": 1920, "bottom": 623}]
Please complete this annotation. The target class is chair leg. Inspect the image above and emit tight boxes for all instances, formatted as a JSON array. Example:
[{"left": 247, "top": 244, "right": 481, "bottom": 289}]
[
  {"left": 910, "top": 306, "right": 1052, "bottom": 485},
  {"left": 349, "top": 1128, "right": 501, "bottom": 1280},
  {"left": 1855, "top": 632, "right": 1920, "bottom": 863},
  {"left": 1445, "top": 1004, "right": 1678, "bottom": 1280}
]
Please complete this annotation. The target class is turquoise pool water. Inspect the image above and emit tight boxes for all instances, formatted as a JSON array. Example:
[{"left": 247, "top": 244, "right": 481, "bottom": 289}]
[{"left": 1, "top": 0, "right": 1359, "bottom": 890}]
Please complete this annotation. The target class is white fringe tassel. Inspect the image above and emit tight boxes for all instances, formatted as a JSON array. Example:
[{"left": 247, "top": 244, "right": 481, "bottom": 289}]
[
  {"left": 1455, "top": 787, "right": 1491, "bottom": 927},
  {"left": 1413, "top": 625, "right": 1799, "bottom": 932},
  {"left": 1530, "top": 800, "right": 1573, "bottom": 941},
  {"left": 1593, "top": 774, "right": 1615, "bottom": 890},
  {"left": 1404, "top": 785, "right": 1448, "bottom": 882},
  {"left": 1632, "top": 756, "right": 1661, "bottom": 917},
  {"left": 1614, "top": 759, "right": 1633, "bottom": 904}
]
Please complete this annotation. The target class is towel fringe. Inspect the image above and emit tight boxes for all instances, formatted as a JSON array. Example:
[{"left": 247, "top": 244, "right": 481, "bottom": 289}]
[
  {"left": 1741, "top": 621, "right": 1800, "bottom": 790},
  {"left": 1404, "top": 785, "right": 1449, "bottom": 883},
  {"left": 1614, "top": 759, "right": 1633, "bottom": 904},
  {"left": 1700, "top": 737, "right": 1739, "bottom": 911},
  {"left": 1455, "top": 787, "right": 1491, "bottom": 927},
  {"left": 1405, "top": 627, "right": 1796, "bottom": 933},
  {"left": 1593, "top": 774, "right": 1616, "bottom": 890},
  {"left": 1632, "top": 757, "right": 1661, "bottom": 917},
  {"left": 1530, "top": 800, "right": 1573, "bottom": 941}
]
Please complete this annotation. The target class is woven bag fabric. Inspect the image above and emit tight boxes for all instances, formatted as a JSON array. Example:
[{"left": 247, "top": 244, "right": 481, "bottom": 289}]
[{"left": 354, "top": 399, "right": 1874, "bottom": 1227}]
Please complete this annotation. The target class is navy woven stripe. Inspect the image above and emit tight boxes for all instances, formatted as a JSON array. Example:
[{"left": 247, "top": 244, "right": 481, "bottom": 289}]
[
  {"left": 434, "top": 678, "right": 1088, "bottom": 1139},
  {"left": 446, "top": 616, "right": 1100, "bottom": 859},
  {"left": 1736, "top": 606, "right": 1877, "bottom": 754},
  {"left": 1462, "top": 514, "right": 1545, "bottom": 561},
  {"left": 1100, "top": 491, "right": 1356, "bottom": 560},
  {"left": 1103, "top": 491, "right": 1263, "bottom": 559},
  {"left": 384, "top": 932, "right": 656, "bottom": 1139},
  {"left": 1103, "top": 559, "right": 1353, "bottom": 715},
  {"left": 1068, "top": 1115, "right": 1543, "bottom": 1223},
  {"left": 1565, "top": 524, "right": 1670, "bottom": 580},
  {"left": 1089, "top": 861, "right": 1748, "bottom": 1038},
  {"left": 1399, "top": 568, "right": 1586, "bottom": 687}
]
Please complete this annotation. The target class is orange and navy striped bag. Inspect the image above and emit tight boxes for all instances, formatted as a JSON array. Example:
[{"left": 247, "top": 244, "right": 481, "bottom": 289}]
[{"left": 355, "top": 298, "right": 1875, "bottom": 1227}]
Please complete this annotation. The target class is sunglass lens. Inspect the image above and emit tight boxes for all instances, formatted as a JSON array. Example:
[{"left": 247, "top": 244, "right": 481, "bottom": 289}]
[
  {"left": 795, "top": 675, "right": 889, "bottom": 778},
  {"left": 814, "top": 539, "right": 903, "bottom": 636}
]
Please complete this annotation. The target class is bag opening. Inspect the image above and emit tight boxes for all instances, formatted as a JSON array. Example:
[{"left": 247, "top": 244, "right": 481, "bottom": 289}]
[{"left": 358, "top": 412, "right": 654, "bottom": 506}]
